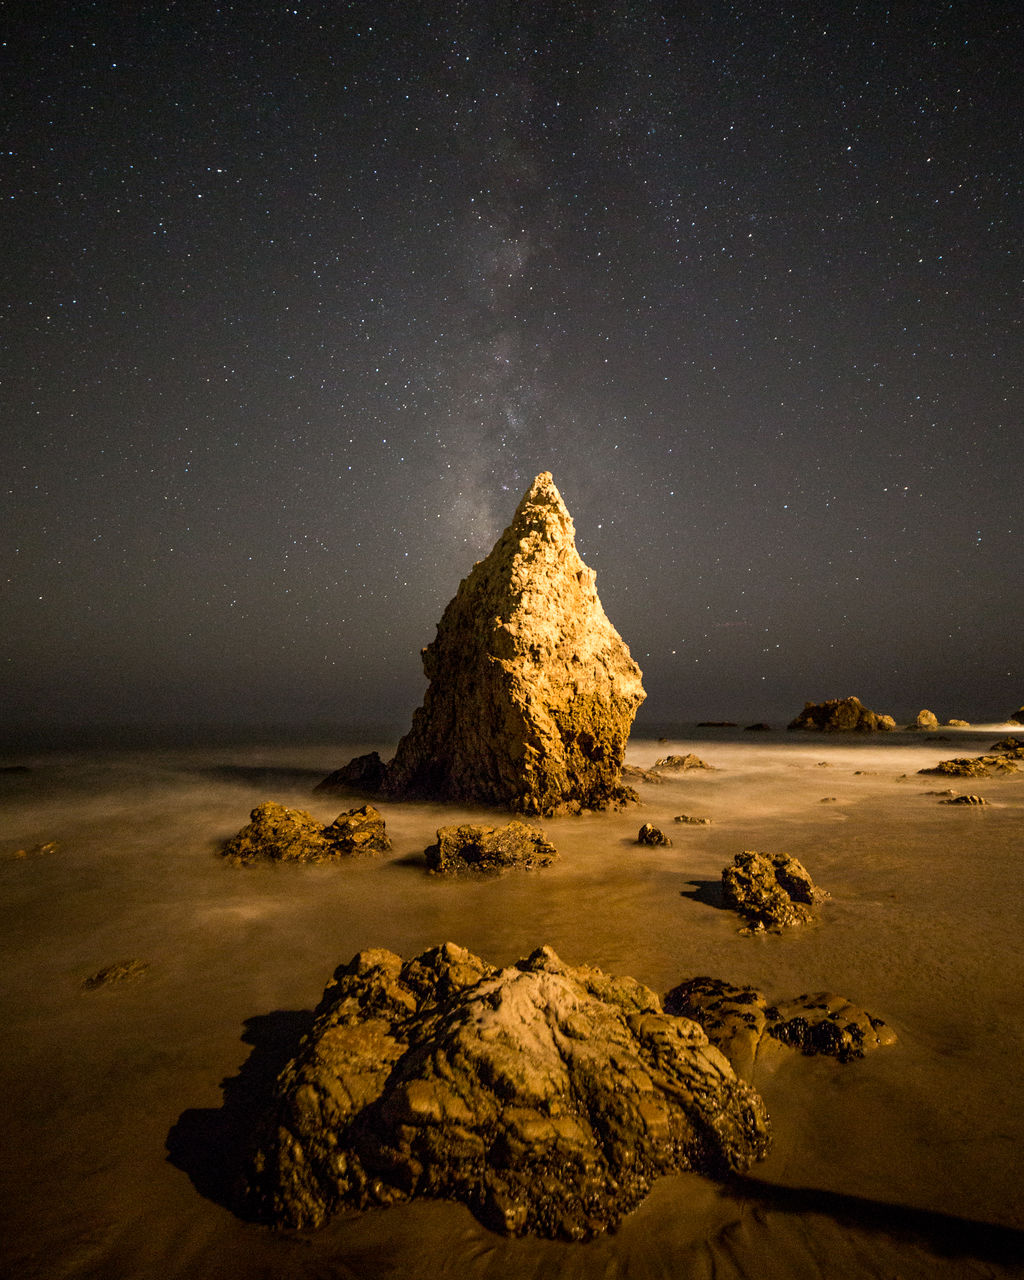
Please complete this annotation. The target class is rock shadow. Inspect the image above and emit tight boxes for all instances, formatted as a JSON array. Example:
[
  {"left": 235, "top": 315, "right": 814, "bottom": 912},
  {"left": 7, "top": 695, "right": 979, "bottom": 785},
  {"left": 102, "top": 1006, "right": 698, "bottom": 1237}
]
[
  {"left": 725, "top": 1175, "right": 1024, "bottom": 1268},
  {"left": 166, "top": 1008, "right": 314, "bottom": 1218},
  {"left": 679, "top": 878, "right": 726, "bottom": 910}
]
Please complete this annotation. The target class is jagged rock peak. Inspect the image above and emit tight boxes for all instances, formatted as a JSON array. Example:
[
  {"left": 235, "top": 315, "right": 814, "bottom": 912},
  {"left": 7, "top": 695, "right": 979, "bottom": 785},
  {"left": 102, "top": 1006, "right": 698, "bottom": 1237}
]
[{"left": 382, "top": 471, "right": 645, "bottom": 814}]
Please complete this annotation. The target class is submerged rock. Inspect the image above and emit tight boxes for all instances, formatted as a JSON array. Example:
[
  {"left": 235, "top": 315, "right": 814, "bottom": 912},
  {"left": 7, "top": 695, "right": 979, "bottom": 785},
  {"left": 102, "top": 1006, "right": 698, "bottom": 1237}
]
[
  {"left": 238, "top": 943, "right": 770, "bottom": 1238},
  {"left": 82, "top": 959, "right": 149, "bottom": 990},
  {"left": 664, "top": 978, "right": 896, "bottom": 1077},
  {"left": 222, "top": 802, "right": 390, "bottom": 864},
  {"left": 675, "top": 814, "right": 712, "bottom": 825},
  {"left": 940, "top": 794, "right": 989, "bottom": 806},
  {"left": 652, "top": 753, "right": 713, "bottom": 771},
  {"left": 787, "top": 697, "right": 896, "bottom": 732},
  {"left": 620, "top": 763, "right": 664, "bottom": 785},
  {"left": 425, "top": 821, "right": 556, "bottom": 873},
  {"left": 378, "top": 473, "right": 645, "bottom": 815},
  {"left": 919, "top": 749, "right": 1023, "bottom": 778},
  {"left": 721, "top": 850, "right": 830, "bottom": 931},
  {"left": 636, "top": 822, "right": 671, "bottom": 846}
]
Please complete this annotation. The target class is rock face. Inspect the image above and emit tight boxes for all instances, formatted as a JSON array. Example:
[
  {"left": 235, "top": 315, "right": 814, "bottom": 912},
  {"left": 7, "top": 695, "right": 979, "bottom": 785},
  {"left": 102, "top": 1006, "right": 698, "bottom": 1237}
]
[
  {"left": 1008, "top": 706, "right": 1024, "bottom": 725},
  {"left": 919, "top": 748, "right": 1023, "bottom": 778},
  {"left": 424, "top": 821, "right": 557, "bottom": 873},
  {"left": 787, "top": 696, "right": 896, "bottom": 732},
  {"left": 381, "top": 473, "right": 645, "bottom": 815},
  {"left": 721, "top": 850, "right": 830, "bottom": 931},
  {"left": 914, "top": 709, "right": 939, "bottom": 730},
  {"left": 222, "top": 802, "right": 390, "bottom": 864},
  {"left": 314, "top": 752, "right": 388, "bottom": 795},
  {"left": 239, "top": 943, "right": 770, "bottom": 1239},
  {"left": 664, "top": 978, "right": 896, "bottom": 1078}
]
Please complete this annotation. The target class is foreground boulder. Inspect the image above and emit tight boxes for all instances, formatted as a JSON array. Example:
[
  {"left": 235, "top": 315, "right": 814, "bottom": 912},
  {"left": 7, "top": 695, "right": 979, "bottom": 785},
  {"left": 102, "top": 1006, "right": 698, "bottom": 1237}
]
[
  {"left": 222, "top": 802, "right": 390, "bottom": 864},
  {"left": 787, "top": 696, "right": 896, "bottom": 732},
  {"left": 636, "top": 822, "right": 671, "bottom": 846},
  {"left": 721, "top": 850, "right": 830, "bottom": 930},
  {"left": 379, "top": 473, "right": 645, "bottom": 815},
  {"left": 424, "top": 821, "right": 556, "bottom": 873},
  {"left": 238, "top": 943, "right": 770, "bottom": 1238},
  {"left": 664, "top": 978, "right": 896, "bottom": 1078}
]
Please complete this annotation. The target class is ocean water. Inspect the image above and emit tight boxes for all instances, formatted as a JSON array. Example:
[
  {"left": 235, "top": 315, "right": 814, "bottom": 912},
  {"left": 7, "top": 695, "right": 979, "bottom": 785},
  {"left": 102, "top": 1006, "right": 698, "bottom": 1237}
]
[{"left": 2, "top": 725, "right": 1023, "bottom": 1279}]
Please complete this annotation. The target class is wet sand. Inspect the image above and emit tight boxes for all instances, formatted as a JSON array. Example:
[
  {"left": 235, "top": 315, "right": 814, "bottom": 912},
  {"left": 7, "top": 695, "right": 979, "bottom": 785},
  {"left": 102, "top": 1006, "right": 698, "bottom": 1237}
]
[{"left": 2, "top": 725, "right": 1023, "bottom": 1278}]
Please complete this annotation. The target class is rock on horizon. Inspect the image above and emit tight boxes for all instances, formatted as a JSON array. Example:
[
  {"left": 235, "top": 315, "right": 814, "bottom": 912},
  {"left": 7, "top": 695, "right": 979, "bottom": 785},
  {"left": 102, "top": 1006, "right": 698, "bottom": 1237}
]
[{"left": 384, "top": 472, "right": 645, "bottom": 814}]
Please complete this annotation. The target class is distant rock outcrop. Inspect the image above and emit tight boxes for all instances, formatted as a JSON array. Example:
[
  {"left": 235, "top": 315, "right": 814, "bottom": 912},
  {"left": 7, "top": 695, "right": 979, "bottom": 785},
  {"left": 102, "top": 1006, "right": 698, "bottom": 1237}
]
[
  {"left": 377, "top": 473, "right": 645, "bottom": 815},
  {"left": 424, "top": 821, "right": 556, "bottom": 874},
  {"left": 314, "top": 752, "right": 387, "bottom": 795},
  {"left": 1009, "top": 706, "right": 1024, "bottom": 726},
  {"left": 237, "top": 943, "right": 770, "bottom": 1238},
  {"left": 664, "top": 978, "right": 896, "bottom": 1078},
  {"left": 914, "top": 709, "right": 939, "bottom": 730},
  {"left": 653, "top": 752, "right": 713, "bottom": 772},
  {"left": 787, "top": 696, "right": 896, "bottom": 733},
  {"left": 721, "top": 850, "right": 830, "bottom": 931},
  {"left": 222, "top": 802, "right": 391, "bottom": 864}
]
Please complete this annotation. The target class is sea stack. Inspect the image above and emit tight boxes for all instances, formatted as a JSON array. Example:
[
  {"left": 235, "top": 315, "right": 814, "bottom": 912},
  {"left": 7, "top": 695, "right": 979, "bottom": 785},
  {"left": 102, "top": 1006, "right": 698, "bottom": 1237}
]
[{"left": 384, "top": 472, "right": 645, "bottom": 814}]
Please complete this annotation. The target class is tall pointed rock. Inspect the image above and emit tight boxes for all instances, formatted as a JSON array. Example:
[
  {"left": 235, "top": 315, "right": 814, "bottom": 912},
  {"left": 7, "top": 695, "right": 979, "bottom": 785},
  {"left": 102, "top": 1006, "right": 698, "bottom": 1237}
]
[{"left": 384, "top": 472, "right": 645, "bottom": 814}]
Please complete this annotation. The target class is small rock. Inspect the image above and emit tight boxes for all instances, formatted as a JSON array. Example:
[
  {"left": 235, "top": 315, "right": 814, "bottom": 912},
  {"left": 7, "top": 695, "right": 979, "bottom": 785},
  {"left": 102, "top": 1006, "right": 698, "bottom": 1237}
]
[
  {"left": 652, "top": 753, "right": 713, "bottom": 771},
  {"left": 222, "top": 802, "right": 391, "bottom": 864},
  {"left": 913, "top": 709, "right": 939, "bottom": 730},
  {"left": 820, "top": 796, "right": 838, "bottom": 803},
  {"left": 425, "top": 821, "right": 557, "bottom": 873},
  {"left": 721, "top": 850, "right": 829, "bottom": 932},
  {"left": 620, "top": 763, "right": 664, "bottom": 785},
  {"left": 315, "top": 752, "right": 388, "bottom": 794},
  {"left": 674, "top": 814, "right": 712, "bottom": 825},
  {"left": 636, "top": 823, "right": 671, "bottom": 846},
  {"left": 82, "top": 959, "right": 149, "bottom": 990},
  {"left": 940, "top": 794, "right": 989, "bottom": 806},
  {"left": 744, "top": 722, "right": 772, "bottom": 732},
  {"left": 945, "top": 719, "right": 971, "bottom": 727}
]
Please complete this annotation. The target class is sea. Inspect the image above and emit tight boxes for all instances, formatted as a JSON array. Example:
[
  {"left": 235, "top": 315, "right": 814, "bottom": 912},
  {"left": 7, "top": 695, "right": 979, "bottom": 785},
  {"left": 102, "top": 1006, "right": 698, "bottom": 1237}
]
[{"left": 2, "top": 724, "right": 1023, "bottom": 1279}]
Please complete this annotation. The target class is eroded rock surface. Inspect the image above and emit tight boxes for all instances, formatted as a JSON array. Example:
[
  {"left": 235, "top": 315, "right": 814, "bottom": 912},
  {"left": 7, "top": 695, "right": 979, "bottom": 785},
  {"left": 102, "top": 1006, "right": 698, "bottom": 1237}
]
[
  {"left": 664, "top": 978, "right": 896, "bottom": 1077},
  {"left": 919, "top": 748, "right": 1023, "bottom": 778},
  {"left": 721, "top": 850, "right": 830, "bottom": 931},
  {"left": 914, "top": 709, "right": 939, "bottom": 730},
  {"left": 653, "top": 753, "right": 713, "bottom": 772},
  {"left": 239, "top": 943, "right": 770, "bottom": 1238},
  {"left": 637, "top": 822, "right": 671, "bottom": 846},
  {"left": 425, "top": 821, "right": 556, "bottom": 873},
  {"left": 377, "top": 473, "right": 645, "bottom": 815},
  {"left": 222, "top": 802, "right": 390, "bottom": 864},
  {"left": 787, "top": 696, "right": 896, "bottom": 732}
]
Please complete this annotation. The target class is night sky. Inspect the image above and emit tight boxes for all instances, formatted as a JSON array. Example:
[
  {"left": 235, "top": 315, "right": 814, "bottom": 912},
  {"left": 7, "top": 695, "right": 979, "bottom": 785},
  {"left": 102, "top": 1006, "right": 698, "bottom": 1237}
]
[{"left": 3, "top": 2, "right": 1021, "bottom": 743}]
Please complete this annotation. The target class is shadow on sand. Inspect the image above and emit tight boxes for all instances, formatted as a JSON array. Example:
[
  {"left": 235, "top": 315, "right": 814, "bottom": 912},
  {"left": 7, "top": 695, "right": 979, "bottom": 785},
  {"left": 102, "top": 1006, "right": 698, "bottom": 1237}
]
[
  {"left": 723, "top": 1175, "right": 1024, "bottom": 1268},
  {"left": 679, "top": 877, "right": 727, "bottom": 910},
  {"left": 166, "top": 1008, "right": 314, "bottom": 1219}
]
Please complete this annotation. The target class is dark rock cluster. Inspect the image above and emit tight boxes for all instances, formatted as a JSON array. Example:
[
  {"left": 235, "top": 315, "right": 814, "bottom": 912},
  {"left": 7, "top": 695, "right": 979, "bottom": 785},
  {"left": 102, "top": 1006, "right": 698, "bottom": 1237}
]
[
  {"left": 424, "top": 821, "right": 556, "bottom": 873},
  {"left": 238, "top": 943, "right": 771, "bottom": 1239},
  {"left": 665, "top": 977, "right": 897, "bottom": 1078},
  {"left": 721, "top": 850, "right": 830, "bottom": 931},
  {"left": 787, "top": 696, "right": 896, "bottom": 732},
  {"left": 222, "top": 802, "right": 391, "bottom": 864}
]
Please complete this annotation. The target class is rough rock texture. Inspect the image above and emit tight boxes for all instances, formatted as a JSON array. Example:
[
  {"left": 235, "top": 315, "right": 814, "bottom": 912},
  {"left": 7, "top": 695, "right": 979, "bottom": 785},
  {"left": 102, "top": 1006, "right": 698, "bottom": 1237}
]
[
  {"left": 379, "top": 473, "right": 645, "bottom": 815},
  {"left": 918, "top": 748, "right": 1023, "bottom": 778},
  {"left": 664, "top": 978, "right": 896, "bottom": 1078},
  {"left": 81, "top": 959, "right": 149, "bottom": 990},
  {"left": 636, "top": 822, "right": 671, "bottom": 847},
  {"left": 424, "top": 821, "right": 556, "bottom": 874},
  {"left": 620, "top": 763, "right": 664, "bottom": 786},
  {"left": 675, "top": 814, "right": 712, "bottom": 825},
  {"left": 914, "top": 709, "right": 939, "bottom": 730},
  {"left": 721, "top": 850, "right": 830, "bottom": 931},
  {"left": 653, "top": 753, "right": 713, "bottom": 771},
  {"left": 315, "top": 752, "right": 388, "bottom": 795},
  {"left": 787, "top": 696, "right": 896, "bottom": 732},
  {"left": 945, "top": 718, "right": 971, "bottom": 727},
  {"left": 239, "top": 943, "right": 771, "bottom": 1238},
  {"left": 990, "top": 737, "right": 1024, "bottom": 752},
  {"left": 222, "top": 802, "right": 390, "bottom": 864},
  {"left": 940, "top": 794, "right": 989, "bottom": 805}
]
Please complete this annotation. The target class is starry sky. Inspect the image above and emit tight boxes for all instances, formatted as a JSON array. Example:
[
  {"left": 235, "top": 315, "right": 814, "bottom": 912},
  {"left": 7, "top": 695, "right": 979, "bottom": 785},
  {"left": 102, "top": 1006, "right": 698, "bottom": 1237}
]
[{"left": 3, "top": 1, "right": 1021, "bottom": 743}]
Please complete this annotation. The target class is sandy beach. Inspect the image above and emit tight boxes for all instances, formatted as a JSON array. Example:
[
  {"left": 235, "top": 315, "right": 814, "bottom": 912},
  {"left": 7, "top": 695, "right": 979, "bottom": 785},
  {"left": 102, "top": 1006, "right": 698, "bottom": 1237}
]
[{"left": 2, "top": 724, "right": 1023, "bottom": 1279}]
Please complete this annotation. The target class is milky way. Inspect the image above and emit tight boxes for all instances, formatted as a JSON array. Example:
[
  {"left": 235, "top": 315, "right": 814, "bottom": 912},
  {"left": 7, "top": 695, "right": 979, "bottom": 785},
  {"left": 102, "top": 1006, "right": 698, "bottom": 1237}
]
[{"left": 3, "top": 2, "right": 1021, "bottom": 740}]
